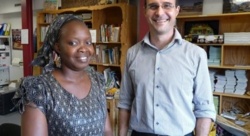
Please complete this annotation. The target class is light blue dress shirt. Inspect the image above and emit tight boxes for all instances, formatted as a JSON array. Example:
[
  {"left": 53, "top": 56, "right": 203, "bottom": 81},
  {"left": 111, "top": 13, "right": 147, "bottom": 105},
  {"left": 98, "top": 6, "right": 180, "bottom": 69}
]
[{"left": 118, "top": 29, "right": 216, "bottom": 135}]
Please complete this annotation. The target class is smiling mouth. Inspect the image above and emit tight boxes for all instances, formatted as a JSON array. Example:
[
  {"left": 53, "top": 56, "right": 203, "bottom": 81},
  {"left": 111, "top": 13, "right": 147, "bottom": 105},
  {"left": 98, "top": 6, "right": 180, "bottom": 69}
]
[
  {"left": 79, "top": 57, "right": 88, "bottom": 62},
  {"left": 154, "top": 19, "right": 169, "bottom": 23}
]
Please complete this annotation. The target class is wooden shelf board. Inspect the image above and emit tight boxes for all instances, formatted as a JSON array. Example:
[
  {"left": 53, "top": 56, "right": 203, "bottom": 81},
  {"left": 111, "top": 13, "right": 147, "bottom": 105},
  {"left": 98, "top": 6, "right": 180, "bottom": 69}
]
[
  {"left": 213, "top": 92, "right": 250, "bottom": 99},
  {"left": 198, "top": 43, "right": 222, "bottom": 46},
  {"left": 0, "top": 36, "right": 10, "bottom": 38},
  {"left": 0, "top": 50, "right": 10, "bottom": 53},
  {"left": 95, "top": 42, "right": 121, "bottom": 44},
  {"left": 223, "top": 44, "right": 250, "bottom": 46},
  {"left": 38, "top": 23, "right": 50, "bottom": 26},
  {"left": 83, "top": 19, "right": 92, "bottom": 22},
  {"left": 208, "top": 65, "right": 250, "bottom": 70},
  {"left": 177, "top": 12, "right": 250, "bottom": 19},
  {"left": 90, "top": 63, "right": 120, "bottom": 67},
  {"left": 46, "top": 3, "right": 126, "bottom": 14},
  {"left": 197, "top": 44, "right": 250, "bottom": 46}
]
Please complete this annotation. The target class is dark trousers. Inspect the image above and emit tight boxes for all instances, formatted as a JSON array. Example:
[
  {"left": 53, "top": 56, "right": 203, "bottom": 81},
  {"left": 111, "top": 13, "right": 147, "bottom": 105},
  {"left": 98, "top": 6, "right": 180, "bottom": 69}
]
[{"left": 131, "top": 130, "right": 194, "bottom": 136}]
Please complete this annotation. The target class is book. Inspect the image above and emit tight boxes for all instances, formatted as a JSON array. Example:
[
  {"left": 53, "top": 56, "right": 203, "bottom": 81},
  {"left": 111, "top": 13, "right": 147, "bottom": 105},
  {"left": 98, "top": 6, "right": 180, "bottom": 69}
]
[
  {"left": 113, "top": 27, "right": 120, "bottom": 42},
  {"left": 95, "top": 45, "right": 101, "bottom": 63},
  {"left": 213, "top": 96, "right": 220, "bottom": 114},
  {"left": 4, "top": 23, "right": 11, "bottom": 36},
  {"left": 0, "top": 23, "right": 6, "bottom": 36}
]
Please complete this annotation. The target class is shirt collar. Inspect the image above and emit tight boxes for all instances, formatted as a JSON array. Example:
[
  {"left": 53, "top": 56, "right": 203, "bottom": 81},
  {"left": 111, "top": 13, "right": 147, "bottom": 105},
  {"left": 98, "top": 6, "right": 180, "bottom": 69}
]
[{"left": 141, "top": 28, "right": 182, "bottom": 48}]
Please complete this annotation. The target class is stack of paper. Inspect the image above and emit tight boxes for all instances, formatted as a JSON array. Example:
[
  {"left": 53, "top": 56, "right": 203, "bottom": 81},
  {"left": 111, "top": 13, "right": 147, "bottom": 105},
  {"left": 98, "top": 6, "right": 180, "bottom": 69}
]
[
  {"left": 214, "top": 74, "right": 227, "bottom": 93},
  {"left": 224, "top": 70, "right": 236, "bottom": 94},
  {"left": 235, "top": 70, "right": 248, "bottom": 95},
  {"left": 208, "top": 46, "right": 221, "bottom": 66},
  {"left": 224, "top": 32, "right": 250, "bottom": 44},
  {"left": 209, "top": 70, "right": 217, "bottom": 91}
]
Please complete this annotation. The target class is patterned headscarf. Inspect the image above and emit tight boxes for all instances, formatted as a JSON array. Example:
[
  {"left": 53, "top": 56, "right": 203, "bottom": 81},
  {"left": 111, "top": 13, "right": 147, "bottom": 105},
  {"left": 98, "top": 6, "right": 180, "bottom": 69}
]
[{"left": 32, "top": 14, "right": 83, "bottom": 73}]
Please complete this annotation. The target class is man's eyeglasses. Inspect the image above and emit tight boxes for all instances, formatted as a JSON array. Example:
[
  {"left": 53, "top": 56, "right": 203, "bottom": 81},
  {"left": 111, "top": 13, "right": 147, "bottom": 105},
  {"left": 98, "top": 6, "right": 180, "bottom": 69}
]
[{"left": 146, "top": 2, "right": 175, "bottom": 10}]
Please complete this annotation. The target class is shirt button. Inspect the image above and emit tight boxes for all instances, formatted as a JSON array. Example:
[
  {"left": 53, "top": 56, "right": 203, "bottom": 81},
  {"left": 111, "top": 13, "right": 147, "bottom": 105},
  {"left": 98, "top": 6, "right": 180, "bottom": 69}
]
[
  {"left": 156, "top": 104, "right": 159, "bottom": 107},
  {"left": 157, "top": 67, "right": 160, "bottom": 70},
  {"left": 156, "top": 122, "right": 159, "bottom": 125},
  {"left": 156, "top": 85, "right": 160, "bottom": 88}
]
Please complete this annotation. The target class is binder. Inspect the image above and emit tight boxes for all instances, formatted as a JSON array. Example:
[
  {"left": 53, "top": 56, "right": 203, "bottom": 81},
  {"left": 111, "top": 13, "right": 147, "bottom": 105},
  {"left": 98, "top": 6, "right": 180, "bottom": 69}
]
[
  {"left": 0, "top": 23, "right": 5, "bottom": 35},
  {"left": 4, "top": 23, "right": 11, "bottom": 36}
]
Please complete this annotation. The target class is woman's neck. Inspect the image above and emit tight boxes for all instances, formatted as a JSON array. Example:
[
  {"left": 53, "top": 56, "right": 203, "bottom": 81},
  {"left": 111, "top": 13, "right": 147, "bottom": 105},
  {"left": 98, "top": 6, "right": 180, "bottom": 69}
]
[{"left": 54, "top": 68, "right": 87, "bottom": 83}]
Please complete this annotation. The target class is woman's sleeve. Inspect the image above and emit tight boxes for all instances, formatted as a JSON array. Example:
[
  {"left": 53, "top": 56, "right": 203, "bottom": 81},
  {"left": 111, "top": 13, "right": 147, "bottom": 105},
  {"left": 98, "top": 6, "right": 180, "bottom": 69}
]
[
  {"left": 12, "top": 76, "right": 48, "bottom": 115},
  {"left": 96, "top": 72, "right": 106, "bottom": 91}
]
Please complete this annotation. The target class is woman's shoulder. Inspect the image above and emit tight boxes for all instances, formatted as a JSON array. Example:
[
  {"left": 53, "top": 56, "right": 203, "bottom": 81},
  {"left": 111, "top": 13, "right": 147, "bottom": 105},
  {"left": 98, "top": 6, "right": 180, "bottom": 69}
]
[
  {"left": 13, "top": 72, "right": 53, "bottom": 114},
  {"left": 86, "top": 66, "right": 105, "bottom": 89},
  {"left": 86, "top": 66, "right": 104, "bottom": 79},
  {"left": 20, "top": 72, "right": 52, "bottom": 88}
]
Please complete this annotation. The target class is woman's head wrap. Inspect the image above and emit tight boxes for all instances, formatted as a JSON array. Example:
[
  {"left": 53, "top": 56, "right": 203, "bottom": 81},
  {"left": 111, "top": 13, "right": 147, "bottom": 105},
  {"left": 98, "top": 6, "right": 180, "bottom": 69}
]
[{"left": 32, "top": 14, "right": 83, "bottom": 73}]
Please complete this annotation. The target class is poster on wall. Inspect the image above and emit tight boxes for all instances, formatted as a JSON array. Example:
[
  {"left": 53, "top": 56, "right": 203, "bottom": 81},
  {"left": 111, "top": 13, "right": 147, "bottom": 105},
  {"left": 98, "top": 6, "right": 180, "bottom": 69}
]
[
  {"left": 12, "top": 29, "right": 22, "bottom": 50},
  {"left": 179, "top": 0, "right": 203, "bottom": 15},
  {"left": 223, "top": 0, "right": 250, "bottom": 13},
  {"left": 44, "top": 0, "right": 58, "bottom": 10}
]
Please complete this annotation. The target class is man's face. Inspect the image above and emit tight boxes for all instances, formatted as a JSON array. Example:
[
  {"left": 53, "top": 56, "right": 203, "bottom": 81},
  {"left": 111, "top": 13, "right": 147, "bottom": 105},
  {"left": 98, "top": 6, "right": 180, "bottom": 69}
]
[{"left": 145, "top": 0, "right": 180, "bottom": 35}]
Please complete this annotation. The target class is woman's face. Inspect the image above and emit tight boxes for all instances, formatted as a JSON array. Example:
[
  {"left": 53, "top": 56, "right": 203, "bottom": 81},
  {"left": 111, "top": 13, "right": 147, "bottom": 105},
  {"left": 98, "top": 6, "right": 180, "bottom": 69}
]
[{"left": 55, "top": 20, "right": 94, "bottom": 71}]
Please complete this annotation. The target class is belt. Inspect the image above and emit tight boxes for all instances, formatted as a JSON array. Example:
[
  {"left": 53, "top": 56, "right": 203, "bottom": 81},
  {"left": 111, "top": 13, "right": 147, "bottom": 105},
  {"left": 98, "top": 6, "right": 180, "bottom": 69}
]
[{"left": 131, "top": 130, "right": 194, "bottom": 136}]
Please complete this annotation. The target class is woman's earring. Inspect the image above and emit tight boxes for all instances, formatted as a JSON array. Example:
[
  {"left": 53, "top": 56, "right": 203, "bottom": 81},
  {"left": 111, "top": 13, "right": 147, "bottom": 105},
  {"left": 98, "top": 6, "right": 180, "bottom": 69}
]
[{"left": 54, "top": 54, "right": 61, "bottom": 68}]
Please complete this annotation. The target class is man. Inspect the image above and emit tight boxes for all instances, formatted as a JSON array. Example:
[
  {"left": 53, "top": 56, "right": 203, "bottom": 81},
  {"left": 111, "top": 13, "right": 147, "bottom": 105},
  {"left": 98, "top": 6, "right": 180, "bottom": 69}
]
[{"left": 118, "top": 0, "right": 216, "bottom": 136}]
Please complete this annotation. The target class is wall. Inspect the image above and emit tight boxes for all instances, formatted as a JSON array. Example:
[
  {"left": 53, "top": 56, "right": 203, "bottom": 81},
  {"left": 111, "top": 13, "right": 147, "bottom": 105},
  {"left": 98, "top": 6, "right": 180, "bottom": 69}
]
[
  {"left": 0, "top": 11, "right": 39, "bottom": 60},
  {"left": 0, "top": 0, "right": 44, "bottom": 14},
  {"left": 0, "top": 0, "right": 22, "bottom": 14},
  {"left": 138, "top": 0, "right": 148, "bottom": 41},
  {"left": 0, "top": 0, "right": 42, "bottom": 80}
]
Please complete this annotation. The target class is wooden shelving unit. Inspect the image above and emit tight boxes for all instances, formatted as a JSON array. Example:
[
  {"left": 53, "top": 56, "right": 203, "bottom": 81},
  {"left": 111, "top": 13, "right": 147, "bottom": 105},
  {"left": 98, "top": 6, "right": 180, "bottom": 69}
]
[
  {"left": 177, "top": 12, "right": 250, "bottom": 115},
  {"left": 35, "top": 3, "right": 137, "bottom": 77},
  {"left": 177, "top": 12, "right": 250, "bottom": 134}
]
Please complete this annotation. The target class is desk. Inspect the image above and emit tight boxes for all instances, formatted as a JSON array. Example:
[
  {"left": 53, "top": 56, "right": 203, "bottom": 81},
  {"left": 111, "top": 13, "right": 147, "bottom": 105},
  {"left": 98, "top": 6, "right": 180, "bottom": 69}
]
[{"left": 0, "top": 87, "right": 17, "bottom": 115}]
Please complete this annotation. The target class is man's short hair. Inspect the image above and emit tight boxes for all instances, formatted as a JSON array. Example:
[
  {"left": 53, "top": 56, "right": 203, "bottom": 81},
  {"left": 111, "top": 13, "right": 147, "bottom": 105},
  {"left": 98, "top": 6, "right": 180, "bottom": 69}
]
[{"left": 144, "top": 0, "right": 179, "bottom": 7}]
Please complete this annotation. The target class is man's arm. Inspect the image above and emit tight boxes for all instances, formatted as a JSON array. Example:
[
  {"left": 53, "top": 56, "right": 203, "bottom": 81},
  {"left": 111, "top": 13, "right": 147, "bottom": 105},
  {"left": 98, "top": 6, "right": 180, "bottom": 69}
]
[
  {"left": 119, "top": 108, "right": 130, "bottom": 136},
  {"left": 193, "top": 49, "right": 216, "bottom": 136},
  {"left": 104, "top": 114, "right": 113, "bottom": 136},
  {"left": 195, "top": 118, "right": 212, "bottom": 136}
]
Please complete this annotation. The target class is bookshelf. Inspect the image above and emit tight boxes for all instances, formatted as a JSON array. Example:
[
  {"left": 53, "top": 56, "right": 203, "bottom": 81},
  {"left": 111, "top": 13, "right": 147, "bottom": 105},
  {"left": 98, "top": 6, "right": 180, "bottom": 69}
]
[
  {"left": 36, "top": 3, "right": 137, "bottom": 76},
  {"left": 176, "top": 12, "right": 250, "bottom": 133},
  {"left": 36, "top": 3, "right": 137, "bottom": 135},
  {"left": 0, "top": 35, "right": 12, "bottom": 86}
]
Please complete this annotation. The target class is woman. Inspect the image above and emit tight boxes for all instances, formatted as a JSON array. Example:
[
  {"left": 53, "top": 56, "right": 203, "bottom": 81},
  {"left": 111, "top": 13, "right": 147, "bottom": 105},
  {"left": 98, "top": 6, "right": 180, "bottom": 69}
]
[{"left": 13, "top": 14, "right": 113, "bottom": 136}]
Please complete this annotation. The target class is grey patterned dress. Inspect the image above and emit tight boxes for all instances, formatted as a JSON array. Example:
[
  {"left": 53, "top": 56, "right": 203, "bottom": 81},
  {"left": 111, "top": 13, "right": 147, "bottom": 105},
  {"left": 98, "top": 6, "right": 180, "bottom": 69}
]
[{"left": 13, "top": 67, "right": 107, "bottom": 136}]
